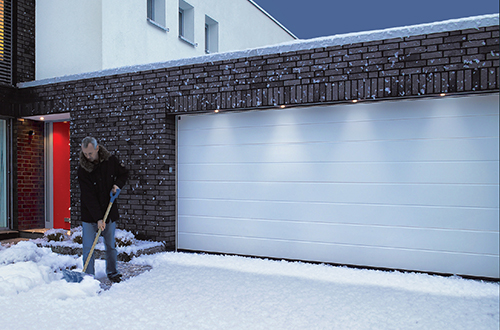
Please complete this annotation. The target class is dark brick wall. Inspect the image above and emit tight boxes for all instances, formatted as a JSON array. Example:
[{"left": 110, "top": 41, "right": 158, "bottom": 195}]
[
  {"left": 15, "top": 118, "right": 44, "bottom": 230},
  {"left": 0, "top": 86, "right": 17, "bottom": 115},
  {"left": 14, "top": 0, "right": 36, "bottom": 84},
  {"left": 168, "top": 26, "right": 499, "bottom": 113},
  {"left": 12, "top": 24, "right": 500, "bottom": 245},
  {"left": 69, "top": 88, "right": 176, "bottom": 243}
]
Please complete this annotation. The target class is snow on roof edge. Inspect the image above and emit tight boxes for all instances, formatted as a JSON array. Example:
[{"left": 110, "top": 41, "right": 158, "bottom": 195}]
[{"left": 18, "top": 13, "right": 499, "bottom": 89}]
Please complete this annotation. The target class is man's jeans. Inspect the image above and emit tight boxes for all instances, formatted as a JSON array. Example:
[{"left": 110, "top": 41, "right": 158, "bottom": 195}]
[{"left": 82, "top": 221, "right": 118, "bottom": 277}]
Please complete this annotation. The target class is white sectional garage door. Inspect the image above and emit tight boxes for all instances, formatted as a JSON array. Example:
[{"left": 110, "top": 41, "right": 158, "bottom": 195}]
[{"left": 177, "top": 94, "right": 499, "bottom": 278}]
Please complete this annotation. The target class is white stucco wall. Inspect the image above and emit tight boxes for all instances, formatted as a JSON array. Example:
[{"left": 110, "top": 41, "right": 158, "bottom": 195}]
[
  {"left": 215, "top": 0, "right": 296, "bottom": 51},
  {"left": 36, "top": 0, "right": 102, "bottom": 80},
  {"left": 36, "top": 0, "right": 296, "bottom": 80}
]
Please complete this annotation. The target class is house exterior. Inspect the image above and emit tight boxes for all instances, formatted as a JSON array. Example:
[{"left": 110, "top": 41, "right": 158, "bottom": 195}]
[
  {"left": 1, "top": 0, "right": 499, "bottom": 279},
  {"left": 35, "top": 0, "right": 296, "bottom": 80},
  {"left": 6, "top": 0, "right": 295, "bottom": 230}
]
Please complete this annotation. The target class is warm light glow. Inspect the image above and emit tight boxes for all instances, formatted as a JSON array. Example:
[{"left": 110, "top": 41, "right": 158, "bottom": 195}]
[
  {"left": 214, "top": 110, "right": 219, "bottom": 113},
  {"left": 352, "top": 100, "right": 358, "bottom": 103},
  {"left": 280, "top": 105, "right": 286, "bottom": 109},
  {"left": 0, "top": 0, "right": 4, "bottom": 60},
  {"left": 40, "top": 117, "right": 45, "bottom": 121},
  {"left": 440, "top": 93, "right": 446, "bottom": 97}
]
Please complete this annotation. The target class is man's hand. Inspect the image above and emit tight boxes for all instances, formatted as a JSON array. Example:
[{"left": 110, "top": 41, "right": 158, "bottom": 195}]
[
  {"left": 98, "top": 219, "right": 106, "bottom": 231},
  {"left": 112, "top": 185, "right": 120, "bottom": 194}
]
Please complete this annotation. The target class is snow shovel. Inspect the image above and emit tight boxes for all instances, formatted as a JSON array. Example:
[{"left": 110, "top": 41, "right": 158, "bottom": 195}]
[{"left": 62, "top": 188, "right": 121, "bottom": 283}]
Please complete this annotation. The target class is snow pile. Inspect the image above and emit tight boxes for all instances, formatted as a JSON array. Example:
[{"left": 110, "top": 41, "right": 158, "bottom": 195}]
[
  {"left": 0, "top": 241, "right": 72, "bottom": 267},
  {"left": 115, "top": 228, "right": 135, "bottom": 244},
  {"left": 0, "top": 241, "right": 99, "bottom": 298},
  {"left": 1, "top": 244, "right": 498, "bottom": 329}
]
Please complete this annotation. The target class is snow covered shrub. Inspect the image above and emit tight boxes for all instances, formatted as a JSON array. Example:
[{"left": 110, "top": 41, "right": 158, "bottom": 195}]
[
  {"left": 72, "top": 233, "right": 83, "bottom": 244},
  {"left": 70, "top": 226, "right": 83, "bottom": 244},
  {"left": 44, "top": 229, "right": 68, "bottom": 242},
  {"left": 115, "top": 229, "right": 135, "bottom": 247}
]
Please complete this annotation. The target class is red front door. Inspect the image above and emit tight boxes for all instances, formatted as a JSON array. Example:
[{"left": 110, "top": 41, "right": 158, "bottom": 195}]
[{"left": 53, "top": 122, "right": 70, "bottom": 230}]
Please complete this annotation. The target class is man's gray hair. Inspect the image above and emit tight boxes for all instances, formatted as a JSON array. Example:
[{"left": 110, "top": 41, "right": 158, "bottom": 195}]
[{"left": 81, "top": 136, "right": 98, "bottom": 149}]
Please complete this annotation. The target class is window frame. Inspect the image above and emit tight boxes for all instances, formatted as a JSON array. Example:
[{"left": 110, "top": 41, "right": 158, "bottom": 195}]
[
  {"left": 178, "top": 0, "right": 196, "bottom": 46},
  {"left": 147, "top": 0, "right": 168, "bottom": 32},
  {"left": 204, "top": 15, "right": 218, "bottom": 54}
]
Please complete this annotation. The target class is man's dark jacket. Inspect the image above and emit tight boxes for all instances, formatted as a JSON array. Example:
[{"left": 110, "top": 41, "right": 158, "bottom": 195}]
[{"left": 78, "top": 145, "right": 128, "bottom": 223}]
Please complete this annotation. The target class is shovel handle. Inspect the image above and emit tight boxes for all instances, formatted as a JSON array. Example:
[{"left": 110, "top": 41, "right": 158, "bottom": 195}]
[
  {"left": 82, "top": 226, "right": 103, "bottom": 273},
  {"left": 82, "top": 188, "right": 120, "bottom": 273},
  {"left": 82, "top": 201, "right": 112, "bottom": 273}
]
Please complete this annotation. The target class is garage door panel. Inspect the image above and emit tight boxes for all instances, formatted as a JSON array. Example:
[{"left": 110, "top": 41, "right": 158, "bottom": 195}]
[
  {"left": 179, "top": 161, "right": 498, "bottom": 185},
  {"left": 179, "top": 181, "right": 498, "bottom": 208},
  {"left": 179, "top": 215, "right": 498, "bottom": 255},
  {"left": 179, "top": 115, "right": 497, "bottom": 147},
  {"left": 177, "top": 233, "right": 500, "bottom": 278},
  {"left": 179, "top": 96, "right": 498, "bottom": 130},
  {"left": 178, "top": 94, "right": 500, "bottom": 278},
  {"left": 179, "top": 137, "right": 499, "bottom": 164},
  {"left": 178, "top": 198, "right": 499, "bottom": 232}
]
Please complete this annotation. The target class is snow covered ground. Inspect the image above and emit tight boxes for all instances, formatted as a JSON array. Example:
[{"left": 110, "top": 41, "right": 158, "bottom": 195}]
[{"left": 0, "top": 241, "right": 498, "bottom": 330}]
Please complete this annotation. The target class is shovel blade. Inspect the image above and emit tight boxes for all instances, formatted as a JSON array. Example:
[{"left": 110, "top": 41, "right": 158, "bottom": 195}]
[{"left": 62, "top": 269, "right": 86, "bottom": 283}]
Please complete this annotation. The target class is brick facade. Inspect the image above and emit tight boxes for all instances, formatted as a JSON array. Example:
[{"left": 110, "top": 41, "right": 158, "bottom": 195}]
[
  {"left": 166, "top": 26, "right": 499, "bottom": 113},
  {"left": 10, "top": 23, "right": 500, "bottom": 247},
  {"left": 14, "top": 0, "right": 36, "bottom": 84},
  {"left": 15, "top": 118, "right": 45, "bottom": 230},
  {"left": 70, "top": 101, "right": 176, "bottom": 243}
]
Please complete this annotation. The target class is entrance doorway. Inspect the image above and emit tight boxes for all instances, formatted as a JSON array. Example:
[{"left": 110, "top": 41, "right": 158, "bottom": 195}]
[
  {"left": 52, "top": 121, "right": 71, "bottom": 230},
  {"left": 22, "top": 113, "right": 71, "bottom": 230}
]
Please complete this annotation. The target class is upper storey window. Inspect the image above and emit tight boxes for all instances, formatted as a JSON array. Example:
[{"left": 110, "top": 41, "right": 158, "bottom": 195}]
[
  {"left": 147, "top": 0, "right": 167, "bottom": 31},
  {"left": 179, "top": 0, "right": 195, "bottom": 46}
]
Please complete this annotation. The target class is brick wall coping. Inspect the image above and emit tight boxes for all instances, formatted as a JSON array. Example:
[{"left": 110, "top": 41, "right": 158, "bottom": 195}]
[{"left": 18, "top": 14, "right": 498, "bottom": 89}]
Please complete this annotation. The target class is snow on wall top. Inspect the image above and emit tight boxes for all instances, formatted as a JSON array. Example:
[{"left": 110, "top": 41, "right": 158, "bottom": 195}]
[{"left": 18, "top": 13, "right": 499, "bottom": 88}]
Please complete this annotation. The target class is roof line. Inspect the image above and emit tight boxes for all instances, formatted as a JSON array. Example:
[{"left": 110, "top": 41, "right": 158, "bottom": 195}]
[
  {"left": 247, "top": 0, "right": 298, "bottom": 39},
  {"left": 18, "top": 13, "right": 498, "bottom": 89}
]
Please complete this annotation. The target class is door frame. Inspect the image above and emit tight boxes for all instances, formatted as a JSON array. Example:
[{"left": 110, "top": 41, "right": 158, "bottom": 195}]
[
  {"left": 0, "top": 116, "right": 12, "bottom": 230},
  {"left": 44, "top": 122, "right": 54, "bottom": 229}
]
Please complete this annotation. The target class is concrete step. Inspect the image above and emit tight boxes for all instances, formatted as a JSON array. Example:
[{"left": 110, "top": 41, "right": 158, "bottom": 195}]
[
  {"left": 19, "top": 228, "right": 50, "bottom": 239},
  {"left": 0, "top": 230, "right": 20, "bottom": 241},
  {"left": 1, "top": 228, "right": 49, "bottom": 244}
]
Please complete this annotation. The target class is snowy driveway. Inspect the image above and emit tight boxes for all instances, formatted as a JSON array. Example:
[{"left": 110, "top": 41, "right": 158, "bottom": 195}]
[{"left": 1, "top": 242, "right": 498, "bottom": 329}]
